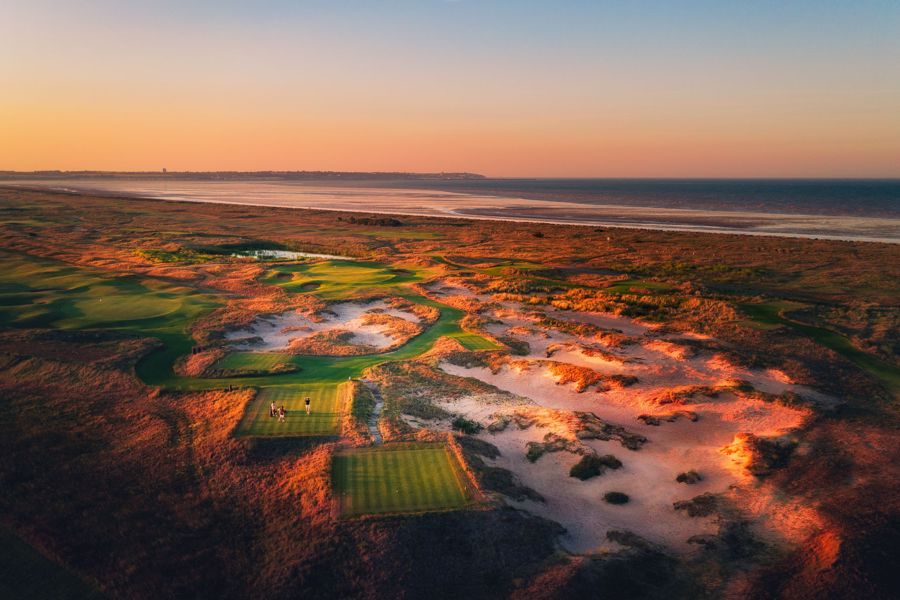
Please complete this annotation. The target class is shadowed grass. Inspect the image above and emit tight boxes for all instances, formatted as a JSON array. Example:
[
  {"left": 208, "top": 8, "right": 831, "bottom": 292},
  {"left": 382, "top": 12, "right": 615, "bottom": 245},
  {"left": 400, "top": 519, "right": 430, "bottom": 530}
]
[{"left": 0, "top": 528, "right": 104, "bottom": 600}]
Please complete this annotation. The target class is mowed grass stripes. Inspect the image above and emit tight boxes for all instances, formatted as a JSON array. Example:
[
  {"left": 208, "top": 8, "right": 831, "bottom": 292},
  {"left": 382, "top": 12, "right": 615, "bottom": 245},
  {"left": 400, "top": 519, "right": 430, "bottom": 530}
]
[
  {"left": 234, "top": 384, "right": 343, "bottom": 437},
  {"left": 333, "top": 444, "right": 472, "bottom": 517},
  {"left": 449, "top": 332, "right": 501, "bottom": 351}
]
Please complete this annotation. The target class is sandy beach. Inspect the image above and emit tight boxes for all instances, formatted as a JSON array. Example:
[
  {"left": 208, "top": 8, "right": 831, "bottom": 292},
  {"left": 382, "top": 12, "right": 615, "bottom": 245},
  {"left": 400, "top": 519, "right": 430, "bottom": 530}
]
[{"left": 6, "top": 179, "right": 899, "bottom": 243}]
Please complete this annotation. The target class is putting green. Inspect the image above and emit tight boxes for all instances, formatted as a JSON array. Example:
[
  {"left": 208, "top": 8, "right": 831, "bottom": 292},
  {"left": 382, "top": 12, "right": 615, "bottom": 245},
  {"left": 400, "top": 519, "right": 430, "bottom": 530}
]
[
  {"left": 235, "top": 384, "right": 345, "bottom": 437},
  {"left": 449, "top": 332, "right": 501, "bottom": 351},
  {"left": 263, "top": 260, "right": 434, "bottom": 299},
  {"left": 0, "top": 251, "right": 215, "bottom": 332},
  {"left": 332, "top": 444, "right": 473, "bottom": 517}
]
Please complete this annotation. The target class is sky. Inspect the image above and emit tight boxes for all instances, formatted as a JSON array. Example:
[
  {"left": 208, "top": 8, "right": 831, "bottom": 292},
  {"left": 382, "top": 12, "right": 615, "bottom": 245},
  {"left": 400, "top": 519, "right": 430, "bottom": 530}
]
[{"left": 1, "top": 0, "right": 898, "bottom": 177}]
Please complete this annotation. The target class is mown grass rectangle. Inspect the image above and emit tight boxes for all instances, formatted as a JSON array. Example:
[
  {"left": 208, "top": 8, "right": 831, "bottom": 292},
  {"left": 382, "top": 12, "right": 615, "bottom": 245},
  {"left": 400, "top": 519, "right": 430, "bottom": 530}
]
[
  {"left": 234, "top": 384, "right": 344, "bottom": 437},
  {"left": 333, "top": 444, "right": 471, "bottom": 517},
  {"left": 450, "top": 332, "right": 501, "bottom": 351}
]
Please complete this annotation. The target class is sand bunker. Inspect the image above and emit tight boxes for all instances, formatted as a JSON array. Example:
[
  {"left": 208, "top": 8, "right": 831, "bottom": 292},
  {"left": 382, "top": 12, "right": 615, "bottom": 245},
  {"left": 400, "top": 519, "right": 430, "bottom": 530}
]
[
  {"left": 423, "top": 301, "right": 824, "bottom": 554},
  {"left": 225, "top": 299, "right": 423, "bottom": 355}
]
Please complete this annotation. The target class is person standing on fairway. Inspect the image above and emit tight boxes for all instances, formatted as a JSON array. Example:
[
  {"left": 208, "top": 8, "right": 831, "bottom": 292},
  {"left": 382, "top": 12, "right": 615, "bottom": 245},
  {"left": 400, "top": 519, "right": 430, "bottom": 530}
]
[{"left": 305, "top": 396, "right": 311, "bottom": 415}]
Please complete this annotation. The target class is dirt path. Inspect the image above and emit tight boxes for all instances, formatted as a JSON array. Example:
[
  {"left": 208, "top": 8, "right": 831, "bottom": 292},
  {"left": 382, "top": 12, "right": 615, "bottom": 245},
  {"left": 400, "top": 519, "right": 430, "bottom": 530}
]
[{"left": 362, "top": 381, "right": 384, "bottom": 445}]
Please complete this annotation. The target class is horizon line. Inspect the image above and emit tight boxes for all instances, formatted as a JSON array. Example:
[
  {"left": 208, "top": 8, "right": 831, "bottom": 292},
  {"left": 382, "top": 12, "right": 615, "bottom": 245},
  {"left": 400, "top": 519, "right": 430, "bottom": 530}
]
[{"left": 2, "top": 170, "right": 900, "bottom": 181}]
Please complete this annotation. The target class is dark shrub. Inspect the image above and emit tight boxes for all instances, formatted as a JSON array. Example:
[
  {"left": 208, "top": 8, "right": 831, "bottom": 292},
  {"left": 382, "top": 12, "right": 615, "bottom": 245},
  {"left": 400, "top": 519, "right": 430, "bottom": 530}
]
[
  {"left": 673, "top": 493, "right": 718, "bottom": 517},
  {"left": 569, "top": 454, "right": 622, "bottom": 480},
  {"left": 604, "top": 491, "right": 630, "bottom": 505},
  {"left": 451, "top": 417, "right": 482, "bottom": 435},
  {"left": 525, "top": 442, "right": 545, "bottom": 463},
  {"left": 676, "top": 470, "right": 703, "bottom": 484}
]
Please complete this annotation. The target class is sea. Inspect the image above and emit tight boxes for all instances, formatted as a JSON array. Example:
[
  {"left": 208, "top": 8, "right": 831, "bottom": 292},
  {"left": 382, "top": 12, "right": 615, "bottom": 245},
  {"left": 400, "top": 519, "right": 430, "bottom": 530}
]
[{"left": 3, "top": 177, "right": 899, "bottom": 243}]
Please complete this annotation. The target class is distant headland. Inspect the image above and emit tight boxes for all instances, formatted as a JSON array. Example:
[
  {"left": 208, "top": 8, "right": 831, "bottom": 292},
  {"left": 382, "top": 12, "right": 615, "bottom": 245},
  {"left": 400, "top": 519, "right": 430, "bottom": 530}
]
[{"left": 0, "top": 170, "right": 487, "bottom": 181}]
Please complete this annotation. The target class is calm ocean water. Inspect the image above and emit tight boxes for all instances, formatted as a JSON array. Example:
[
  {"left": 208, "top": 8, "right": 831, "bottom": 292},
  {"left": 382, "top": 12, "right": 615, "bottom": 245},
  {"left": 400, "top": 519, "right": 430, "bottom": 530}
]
[
  {"left": 5, "top": 177, "right": 900, "bottom": 242},
  {"left": 394, "top": 179, "right": 900, "bottom": 218}
]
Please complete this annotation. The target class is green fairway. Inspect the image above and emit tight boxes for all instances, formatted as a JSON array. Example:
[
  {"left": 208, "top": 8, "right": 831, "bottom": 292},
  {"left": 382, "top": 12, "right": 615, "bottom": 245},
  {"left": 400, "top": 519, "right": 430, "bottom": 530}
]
[
  {"left": 263, "top": 260, "right": 434, "bottom": 299},
  {"left": 0, "top": 251, "right": 216, "bottom": 333},
  {"left": 212, "top": 351, "right": 295, "bottom": 374},
  {"left": 740, "top": 301, "right": 900, "bottom": 395},
  {"left": 0, "top": 251, "right": 497, "bottom": 394},
  {"left": 234, "top": 384, "right": 345, "bottom": 437},
  {"left": 332, "top": 444, "right": 473, "bottom": 517},
  {"left": 138, "top": 293, "right": 497, "bottom": 390}
]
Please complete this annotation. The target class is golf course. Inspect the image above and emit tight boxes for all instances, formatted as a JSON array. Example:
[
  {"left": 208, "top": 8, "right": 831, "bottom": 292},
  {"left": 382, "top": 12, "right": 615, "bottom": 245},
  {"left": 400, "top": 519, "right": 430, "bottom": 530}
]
[{"left": 1, "top": 248, "right": 491, "bottom": 517}]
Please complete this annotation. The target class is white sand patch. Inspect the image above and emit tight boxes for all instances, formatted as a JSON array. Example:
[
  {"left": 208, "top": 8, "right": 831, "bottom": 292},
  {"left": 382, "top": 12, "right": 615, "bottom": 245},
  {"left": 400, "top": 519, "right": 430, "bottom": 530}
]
[
  {"left": 431, "top": 301, "right": 825, "bottom": 553},
  {"left": 225, "top": 300, "right": 421, "bottom": 352}
]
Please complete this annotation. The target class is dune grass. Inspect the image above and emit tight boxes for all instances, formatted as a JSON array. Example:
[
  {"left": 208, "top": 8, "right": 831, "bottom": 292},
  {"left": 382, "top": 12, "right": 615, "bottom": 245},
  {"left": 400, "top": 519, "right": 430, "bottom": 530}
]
[
  {"left": 605, "top": 279, "right": 676, "bottom": 294},
  {"left": 234, "top": 384, "right": 345, "bottom": 437},
  {"left": 332, "top": 444, "right": 472, "bottom": 517}
]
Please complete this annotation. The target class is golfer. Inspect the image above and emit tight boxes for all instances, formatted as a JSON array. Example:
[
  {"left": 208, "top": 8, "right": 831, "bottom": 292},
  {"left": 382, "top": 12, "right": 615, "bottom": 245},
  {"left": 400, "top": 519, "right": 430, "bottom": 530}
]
[{"left": 305, "top": 396, "right": 311, "bottom": 415}]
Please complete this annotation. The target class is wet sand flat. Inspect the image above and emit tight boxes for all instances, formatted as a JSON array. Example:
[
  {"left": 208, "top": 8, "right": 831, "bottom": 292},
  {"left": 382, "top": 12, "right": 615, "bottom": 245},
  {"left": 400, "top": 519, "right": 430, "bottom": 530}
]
[{"left": 7, "top": 179, "right": 899, "bottom": 242}]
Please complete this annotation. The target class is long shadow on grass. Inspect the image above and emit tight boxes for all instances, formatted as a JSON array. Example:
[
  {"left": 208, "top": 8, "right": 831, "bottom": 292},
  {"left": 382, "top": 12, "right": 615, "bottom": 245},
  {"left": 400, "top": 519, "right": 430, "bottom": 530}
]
[{"left": 242, "top": 437, "right": 335, "bottom": 464}]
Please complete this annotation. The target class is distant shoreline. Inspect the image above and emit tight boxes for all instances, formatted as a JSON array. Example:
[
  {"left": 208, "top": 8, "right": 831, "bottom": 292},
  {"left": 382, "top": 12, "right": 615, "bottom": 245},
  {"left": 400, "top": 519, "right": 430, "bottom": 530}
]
[{"left": 4, "top": 179, "right": 899, "bottom": 244}]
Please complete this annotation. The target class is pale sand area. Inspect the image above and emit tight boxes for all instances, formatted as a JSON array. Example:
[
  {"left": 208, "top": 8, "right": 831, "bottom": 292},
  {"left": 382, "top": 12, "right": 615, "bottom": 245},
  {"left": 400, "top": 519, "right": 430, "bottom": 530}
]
[
  {"left": 9, "top": 179, "right": 899, "bottom": 242},
  {"left": 225, "top": 300, "right": 420, "bottom": 351},
  {"left": 428, "top": 302, "right": 825, "bottom": 554}
]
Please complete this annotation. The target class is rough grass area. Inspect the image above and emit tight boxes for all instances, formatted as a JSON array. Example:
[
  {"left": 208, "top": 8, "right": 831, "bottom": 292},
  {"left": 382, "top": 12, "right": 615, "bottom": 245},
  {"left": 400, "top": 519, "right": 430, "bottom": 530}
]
[
  {"left": 234, "top": 384, "right": 345, "bottom": 437},
  {"left": 333, "top": 444, "right": 472, "bottom": 517}
]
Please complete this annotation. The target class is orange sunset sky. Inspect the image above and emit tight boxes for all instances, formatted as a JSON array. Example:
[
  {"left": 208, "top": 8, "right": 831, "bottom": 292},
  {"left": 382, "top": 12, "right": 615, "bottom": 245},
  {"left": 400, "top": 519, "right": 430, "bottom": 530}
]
[{"left": 1, "top": 1, "right": 898, "bottom": 177}]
